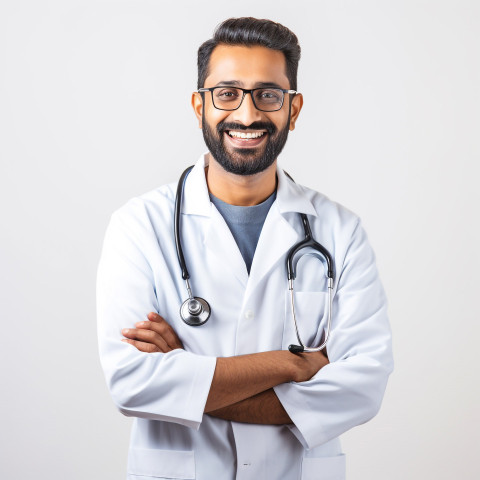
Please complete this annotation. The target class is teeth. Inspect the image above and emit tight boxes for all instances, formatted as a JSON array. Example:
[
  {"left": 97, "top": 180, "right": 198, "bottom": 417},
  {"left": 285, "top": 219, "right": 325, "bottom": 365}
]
[{"left": 228, "top": 131, "right": 265, "bottom": 139}]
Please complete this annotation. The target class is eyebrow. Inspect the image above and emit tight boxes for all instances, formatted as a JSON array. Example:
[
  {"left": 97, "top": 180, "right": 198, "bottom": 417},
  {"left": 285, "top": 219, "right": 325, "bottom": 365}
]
[{"left": 214, "top": 80, "right": 284, "bottom": 89}]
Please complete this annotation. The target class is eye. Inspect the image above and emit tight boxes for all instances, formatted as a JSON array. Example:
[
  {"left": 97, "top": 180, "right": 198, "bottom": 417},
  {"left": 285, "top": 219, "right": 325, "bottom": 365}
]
[
  {"left": 255, "top": 89, "right": 282, "bottom": 103},
  {"left": 215, "top": 88, "right": 240, "bottom": 100}
]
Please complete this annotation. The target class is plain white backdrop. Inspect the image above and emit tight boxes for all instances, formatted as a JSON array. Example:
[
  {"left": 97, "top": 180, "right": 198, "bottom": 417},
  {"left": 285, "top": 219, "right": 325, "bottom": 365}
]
[{"left": 1, "top": 1, "right": 479, "bottom": 478}]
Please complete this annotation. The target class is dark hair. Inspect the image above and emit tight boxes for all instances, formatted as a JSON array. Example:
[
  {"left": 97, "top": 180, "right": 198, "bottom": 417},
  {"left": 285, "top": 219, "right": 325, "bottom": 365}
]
[{"left": 197, "top": 17, "right": 301, "bottom": 90}]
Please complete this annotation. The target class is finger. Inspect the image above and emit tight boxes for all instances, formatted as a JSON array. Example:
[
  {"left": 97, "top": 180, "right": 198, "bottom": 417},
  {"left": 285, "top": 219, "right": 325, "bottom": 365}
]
[
  {"left": 122, "top": 338, "right": 160, "bottom": 353},
  {"left": 136, "top": 321, "right": 183, "bottom": 350},
  {"left": 147, "top": 312, "right": 166, "bottom": 323},
  {"left": 122, "top": 328, "right": 171, "bottom": 352},
  {"left": 137, "top": 313, "right": 184, "bottom": 349}
]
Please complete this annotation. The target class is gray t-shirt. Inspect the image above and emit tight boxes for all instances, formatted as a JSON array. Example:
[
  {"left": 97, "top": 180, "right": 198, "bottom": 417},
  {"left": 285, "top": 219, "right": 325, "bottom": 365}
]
[{"left": 209, "top": 191, "right": 277, "bottom": 274}]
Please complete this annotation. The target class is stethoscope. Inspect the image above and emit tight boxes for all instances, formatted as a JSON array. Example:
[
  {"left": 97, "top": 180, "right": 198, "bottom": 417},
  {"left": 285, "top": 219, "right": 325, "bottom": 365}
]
[{"left": 174, "top": 166, "right": 335, "bottom": 353}]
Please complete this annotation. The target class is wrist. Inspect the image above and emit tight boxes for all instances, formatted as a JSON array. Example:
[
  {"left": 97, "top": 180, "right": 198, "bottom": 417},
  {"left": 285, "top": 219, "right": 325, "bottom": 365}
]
[
  {"left": 276, "top": 350, "right": 298, "bottom": 383},
  {"left": 288, "top": 352, "right": 302, "bottom": 383}
]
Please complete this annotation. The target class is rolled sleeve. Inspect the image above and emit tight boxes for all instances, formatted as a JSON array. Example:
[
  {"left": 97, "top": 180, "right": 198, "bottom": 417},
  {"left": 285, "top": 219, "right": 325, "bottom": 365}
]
[{"left": 109, "top": 348, "right": 216, "bottom": 429}]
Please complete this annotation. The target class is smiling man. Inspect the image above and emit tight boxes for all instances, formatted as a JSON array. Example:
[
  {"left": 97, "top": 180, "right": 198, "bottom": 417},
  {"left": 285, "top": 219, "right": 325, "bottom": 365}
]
[{"left": 97, "top": 17, "right": 393, "bottom": 480}]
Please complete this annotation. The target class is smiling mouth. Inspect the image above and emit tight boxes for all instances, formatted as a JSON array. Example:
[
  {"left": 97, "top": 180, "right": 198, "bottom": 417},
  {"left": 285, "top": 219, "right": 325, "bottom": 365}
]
[
  {"left": 227, "top": 130, "right": 266, "bottom": 139},
  {"left": 224, "top": 130, "right": 268, "bottom": 149}
]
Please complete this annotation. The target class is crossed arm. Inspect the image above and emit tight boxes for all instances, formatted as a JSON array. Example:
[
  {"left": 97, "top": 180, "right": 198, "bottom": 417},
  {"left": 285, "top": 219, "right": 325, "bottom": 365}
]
[{"left": 121, "top": 312, "right": 329, "bottom": 425}]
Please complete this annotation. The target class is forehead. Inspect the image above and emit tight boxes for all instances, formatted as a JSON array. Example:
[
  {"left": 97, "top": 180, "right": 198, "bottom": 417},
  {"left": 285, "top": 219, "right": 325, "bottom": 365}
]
[{"left": 205, "top": 44, "right": 289, "bottom": 88}]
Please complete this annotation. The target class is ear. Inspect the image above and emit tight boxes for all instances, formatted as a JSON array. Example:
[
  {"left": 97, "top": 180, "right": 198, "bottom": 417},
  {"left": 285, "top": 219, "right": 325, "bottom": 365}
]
[
  {"left": 289, "top": 93, "right": 303, "bottom": 131},
  {"left": 191, "top": 92, "right": 204, "bottom": 128}
]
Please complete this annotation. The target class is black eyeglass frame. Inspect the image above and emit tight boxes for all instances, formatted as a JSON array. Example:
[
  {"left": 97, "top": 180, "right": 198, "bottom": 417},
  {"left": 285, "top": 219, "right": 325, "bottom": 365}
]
[{"left": 197, "top": 86, "right": 297, "bottom": 112}]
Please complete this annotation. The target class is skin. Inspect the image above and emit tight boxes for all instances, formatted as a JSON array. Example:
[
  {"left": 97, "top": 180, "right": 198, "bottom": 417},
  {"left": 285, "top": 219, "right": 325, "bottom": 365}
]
[{"left": 121, "top": 45, "right": 328, "bottom": 424}]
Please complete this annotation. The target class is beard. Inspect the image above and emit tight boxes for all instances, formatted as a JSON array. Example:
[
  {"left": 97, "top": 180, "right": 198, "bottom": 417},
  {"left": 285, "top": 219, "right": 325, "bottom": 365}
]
[{"left": 201, "top": 111, "right": 290, "bottom": 176}]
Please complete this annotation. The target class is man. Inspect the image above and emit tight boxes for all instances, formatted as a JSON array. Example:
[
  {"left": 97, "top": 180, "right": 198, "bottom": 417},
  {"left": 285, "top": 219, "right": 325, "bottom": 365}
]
[{"left": 97, "top": 17, "right": 393, "bottom": 480}]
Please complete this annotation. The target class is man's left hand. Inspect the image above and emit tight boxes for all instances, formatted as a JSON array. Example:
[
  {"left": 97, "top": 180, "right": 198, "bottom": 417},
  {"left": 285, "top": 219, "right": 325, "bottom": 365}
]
[{"left": 121, "top": 312, "right": 184, "bottom": 353}]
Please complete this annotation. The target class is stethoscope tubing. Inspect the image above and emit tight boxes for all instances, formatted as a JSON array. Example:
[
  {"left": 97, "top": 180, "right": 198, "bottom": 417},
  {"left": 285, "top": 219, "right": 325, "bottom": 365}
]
[
  {"left": 174, "top": 165, "right": 212, "bottom": 326},
  {"left": 288, "top": 277, "right": 333, "bottom": 353},
  {"left": 174, "top": 166, "right": 194, "bottom": 281},
  {"left": 174, "top": 165, "right": 335, "bottom": 352}
]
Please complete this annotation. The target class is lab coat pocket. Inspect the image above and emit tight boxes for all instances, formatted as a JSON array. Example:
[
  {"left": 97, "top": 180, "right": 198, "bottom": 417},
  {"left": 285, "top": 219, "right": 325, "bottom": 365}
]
[
  {"left": 283, "top": 291, "right": 327, "bottom": 350},
  {"left": 127, "top": 447, "right": 195, "bottom": 479},
  {"left": 301, "top": 454, "right": 346, "bottom": 480}
]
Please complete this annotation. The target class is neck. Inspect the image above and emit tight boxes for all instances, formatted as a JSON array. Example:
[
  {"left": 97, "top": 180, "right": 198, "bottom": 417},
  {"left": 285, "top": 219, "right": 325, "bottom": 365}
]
[{"left": 205, "top": 153, "right": 277, "bottom": 206}]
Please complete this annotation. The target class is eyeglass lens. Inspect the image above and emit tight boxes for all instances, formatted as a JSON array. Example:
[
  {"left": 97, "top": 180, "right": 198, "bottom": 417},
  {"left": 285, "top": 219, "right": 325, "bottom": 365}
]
[{"left": 212, "top": 87, "right": 284, "bottom": 111}]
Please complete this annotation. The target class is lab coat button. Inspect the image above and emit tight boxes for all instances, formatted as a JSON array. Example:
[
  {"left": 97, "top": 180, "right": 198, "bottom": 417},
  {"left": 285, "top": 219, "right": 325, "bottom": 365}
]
[{"left": 245, "top": 310, "right": 254, "bottom": 319}]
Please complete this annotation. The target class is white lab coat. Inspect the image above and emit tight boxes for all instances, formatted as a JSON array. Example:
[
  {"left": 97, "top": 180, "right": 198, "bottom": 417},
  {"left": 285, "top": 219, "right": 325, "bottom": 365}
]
[{"left": 97, "top": 153, "right": 393, "bottom": 480}]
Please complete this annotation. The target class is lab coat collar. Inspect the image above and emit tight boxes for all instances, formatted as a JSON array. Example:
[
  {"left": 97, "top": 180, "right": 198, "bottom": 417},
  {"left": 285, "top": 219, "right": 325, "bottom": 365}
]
[
  {"left": 181, "top": 154, "right": 212, "bottom": 217},
  {"left": 275, "top": 167, "right": 318, "bottom": 217},
  {"left": 181, "top": 152, "right": 318, "bottom": 218}
]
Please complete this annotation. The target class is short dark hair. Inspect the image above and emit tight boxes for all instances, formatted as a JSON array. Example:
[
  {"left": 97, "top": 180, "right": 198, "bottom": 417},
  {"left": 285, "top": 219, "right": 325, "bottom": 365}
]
[{"left": 197, "top": 17, "right": 301, "bottom": 90}]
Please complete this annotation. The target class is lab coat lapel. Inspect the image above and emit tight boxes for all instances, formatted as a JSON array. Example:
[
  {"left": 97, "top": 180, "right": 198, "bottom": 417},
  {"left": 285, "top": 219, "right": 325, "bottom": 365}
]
[
  {"left": 182, "top": 154, "right": 248, "bottom": 288},
  {"left": 204, "top": 207, "right": 249, "bottom": 288},
  {"left": 245, "top": 166, "right": 318, "bottom": 300},
  {"left": 245, "top": 204, "right": 298, "bottom": 299}
]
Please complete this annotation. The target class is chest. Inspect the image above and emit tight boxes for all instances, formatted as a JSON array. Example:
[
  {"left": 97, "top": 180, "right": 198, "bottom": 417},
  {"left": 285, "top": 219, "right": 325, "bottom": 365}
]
[{"left": 150, "top": 213, "right": 331, "bottom": 358}]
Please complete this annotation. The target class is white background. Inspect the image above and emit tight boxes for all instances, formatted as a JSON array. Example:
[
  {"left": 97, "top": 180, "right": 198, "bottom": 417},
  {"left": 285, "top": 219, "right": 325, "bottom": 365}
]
[{"left": 1, "top": 1, "right": 479, "bottom": 478}]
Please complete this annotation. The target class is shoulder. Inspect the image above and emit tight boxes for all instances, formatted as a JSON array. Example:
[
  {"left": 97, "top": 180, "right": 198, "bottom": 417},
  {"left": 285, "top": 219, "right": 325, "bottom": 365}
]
[
  {"left": 293, "top": 184, "right": 381, "bottom": 293},
  {"left": 297, "top": 183, "right": 361, "bottom": 238},
  {"left": 102, "top": 181, "right": 179, "bottom": 254},
  {"left": 111, "top": 181, "right": 177, "bottom": 228}
]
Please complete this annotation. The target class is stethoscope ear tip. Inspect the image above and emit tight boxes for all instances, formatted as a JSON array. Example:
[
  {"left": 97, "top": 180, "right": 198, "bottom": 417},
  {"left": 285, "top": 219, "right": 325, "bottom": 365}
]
[{"left": 288, "top": 344, "right": 305, "bottom": 354}]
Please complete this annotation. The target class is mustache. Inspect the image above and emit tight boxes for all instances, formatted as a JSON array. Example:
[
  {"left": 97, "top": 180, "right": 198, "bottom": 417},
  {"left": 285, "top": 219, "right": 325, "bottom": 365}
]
[{"left": 216, "top": 121, "right": 277, "bottom": 136}]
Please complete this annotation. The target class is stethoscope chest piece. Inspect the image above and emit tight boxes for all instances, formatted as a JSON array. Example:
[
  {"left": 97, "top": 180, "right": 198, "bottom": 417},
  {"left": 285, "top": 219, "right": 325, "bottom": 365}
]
[{"left": 180, "top": 297, "right": 211, "bottom": 326}]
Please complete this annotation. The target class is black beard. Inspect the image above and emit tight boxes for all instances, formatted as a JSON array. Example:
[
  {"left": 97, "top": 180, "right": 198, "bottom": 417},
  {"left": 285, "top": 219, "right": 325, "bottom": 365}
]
[{"left": 201, "top": 113, "right": 290, "bottom": 176}]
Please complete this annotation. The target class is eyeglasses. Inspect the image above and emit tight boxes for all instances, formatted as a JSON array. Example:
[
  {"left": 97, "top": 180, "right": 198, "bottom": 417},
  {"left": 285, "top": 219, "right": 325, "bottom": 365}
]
[{"left": 198, "top": 86, "right": 297, "bottom": 112}]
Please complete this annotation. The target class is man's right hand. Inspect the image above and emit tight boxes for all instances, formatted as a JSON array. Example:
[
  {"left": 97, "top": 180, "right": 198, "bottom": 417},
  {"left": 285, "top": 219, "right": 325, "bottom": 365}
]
[
  {"left": 121, "top": 312, "right": 184, "bottom": 353},
  {"left": 291, "top": 348, "right": 329, "bottom": 383}
]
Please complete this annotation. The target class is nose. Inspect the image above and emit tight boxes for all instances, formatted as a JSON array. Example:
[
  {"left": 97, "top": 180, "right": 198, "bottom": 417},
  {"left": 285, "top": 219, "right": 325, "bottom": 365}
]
[{"left": 231, "top": 91, "right": 263, "bottom": 126}]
